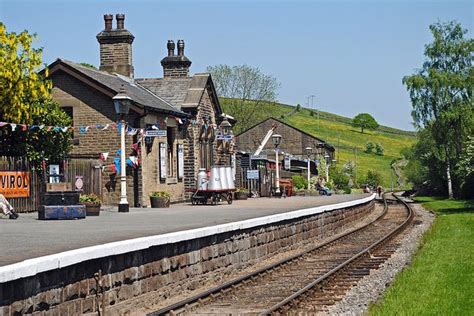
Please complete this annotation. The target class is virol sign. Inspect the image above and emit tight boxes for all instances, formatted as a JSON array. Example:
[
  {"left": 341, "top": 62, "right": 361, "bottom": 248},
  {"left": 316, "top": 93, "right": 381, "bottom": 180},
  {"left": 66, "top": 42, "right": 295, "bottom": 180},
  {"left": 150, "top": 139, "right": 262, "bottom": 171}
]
[{"left": 0, "top": 171, "right": 30, "bottom": 198}]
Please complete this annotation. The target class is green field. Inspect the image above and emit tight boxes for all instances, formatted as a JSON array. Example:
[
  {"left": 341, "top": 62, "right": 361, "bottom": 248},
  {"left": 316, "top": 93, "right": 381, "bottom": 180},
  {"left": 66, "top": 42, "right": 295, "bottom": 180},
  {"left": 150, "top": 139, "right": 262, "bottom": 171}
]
[
  {"left": 369, "top": 197, "right": 474, "bottom": 315},
  {"left": 222, "top": 99, "right": 417, "bottom": 188}
]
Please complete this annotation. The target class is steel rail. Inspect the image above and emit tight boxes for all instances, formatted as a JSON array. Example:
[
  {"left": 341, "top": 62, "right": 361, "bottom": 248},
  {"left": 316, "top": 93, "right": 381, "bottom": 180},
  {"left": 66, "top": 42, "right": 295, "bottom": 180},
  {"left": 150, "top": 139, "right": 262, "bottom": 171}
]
[
  {"left": 260, "top": 192, "right": 414, "bottom": 315},
  {"left": 148, "top": 196, "right": 386, "bottom": 316}
]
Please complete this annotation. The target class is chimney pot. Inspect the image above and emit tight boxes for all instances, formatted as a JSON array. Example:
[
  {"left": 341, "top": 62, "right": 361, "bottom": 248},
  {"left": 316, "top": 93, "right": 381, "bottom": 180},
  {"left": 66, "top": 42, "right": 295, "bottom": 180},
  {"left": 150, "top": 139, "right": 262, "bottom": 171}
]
[
  {"left": 177, "top": 40, "right": 185, "bottom": 56},
  {"left": 116, "top": 14, "right": 125, "bottom": 29},
  {"left": 104, "top": 14, "right": 113, "bottom": 31},
  {"left": 167, "top": 40, "right": 175, "bottom": 57}
]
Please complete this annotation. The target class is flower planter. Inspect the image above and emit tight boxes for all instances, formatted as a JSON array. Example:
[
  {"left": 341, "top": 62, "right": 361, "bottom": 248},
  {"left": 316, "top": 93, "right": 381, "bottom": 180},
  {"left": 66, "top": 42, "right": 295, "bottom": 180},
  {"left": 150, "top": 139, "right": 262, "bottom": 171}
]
[
  {"left": 234, "top": 192, "right": 248, "bottom": 200},
  {"left": 150, "top": 196, "right": 170, "bottom": 208},
  {"left": 84, "top": 203, "right": 101, "bottom": 216}
]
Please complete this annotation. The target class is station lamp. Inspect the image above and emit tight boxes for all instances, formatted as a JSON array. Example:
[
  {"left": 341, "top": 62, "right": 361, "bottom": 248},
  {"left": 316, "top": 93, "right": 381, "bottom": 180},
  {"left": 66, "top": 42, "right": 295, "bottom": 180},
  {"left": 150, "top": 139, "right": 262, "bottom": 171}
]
[
  {"left": 305, "top": 147, "right": 312, "bottom": 190},
  {"left": 113, "top": 85, "right": 132, "bottom": 213}
]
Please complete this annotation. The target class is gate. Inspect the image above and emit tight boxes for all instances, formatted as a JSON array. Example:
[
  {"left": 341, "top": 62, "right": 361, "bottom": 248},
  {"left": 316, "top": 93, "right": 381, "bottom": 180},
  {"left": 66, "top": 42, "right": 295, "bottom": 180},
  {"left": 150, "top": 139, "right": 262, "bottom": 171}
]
[{"left": 65, "top": 159, "right": 102, "bottom": 196}]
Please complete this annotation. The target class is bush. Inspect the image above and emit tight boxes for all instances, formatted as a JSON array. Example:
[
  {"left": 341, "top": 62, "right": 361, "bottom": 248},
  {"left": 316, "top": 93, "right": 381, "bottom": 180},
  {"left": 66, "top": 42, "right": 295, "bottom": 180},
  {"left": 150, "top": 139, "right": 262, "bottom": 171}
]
[
  {"left": 296, "top": 104, "right": 301, "bottom": 112},
  {"left": 330, "top": 165, "right": 351, "bottom": 194},
  {"left": 292, "top": 175, "right": 308, "bottom": 190},
  {"left": 365, "top": 169, "right": 383, "bottom": 188},
  {"left": 150, "top": 191, "right": 171, "bottom": 198},
  {"left": 310, "top": 110, "right": 315, "bottom": 117},
  {"left": 375, "top": 143, "right": 384, "bottom": 156},
  {"left": 280, "top": 115, "right": 285, "bottom": 120},
  {"left": 236, "top": 187, "right": 249, "bottom": 193},
  {"left": 365, "top": 142, "right": 374, "bottom": 153}
]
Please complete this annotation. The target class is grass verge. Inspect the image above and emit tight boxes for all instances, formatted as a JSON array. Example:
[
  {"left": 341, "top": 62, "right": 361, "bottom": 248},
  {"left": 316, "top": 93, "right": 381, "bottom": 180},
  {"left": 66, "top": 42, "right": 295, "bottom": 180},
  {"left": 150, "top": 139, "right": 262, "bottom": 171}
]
[{"left": 369, "top": 196, "right": 474, "bottom": 315}]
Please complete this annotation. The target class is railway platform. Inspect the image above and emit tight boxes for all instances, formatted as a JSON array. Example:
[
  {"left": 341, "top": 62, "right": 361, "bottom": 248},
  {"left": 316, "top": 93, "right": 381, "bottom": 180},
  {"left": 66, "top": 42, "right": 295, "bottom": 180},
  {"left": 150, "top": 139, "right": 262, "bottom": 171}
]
[{"left": 0, "top": 194, "right": 370, "bottom": 267}]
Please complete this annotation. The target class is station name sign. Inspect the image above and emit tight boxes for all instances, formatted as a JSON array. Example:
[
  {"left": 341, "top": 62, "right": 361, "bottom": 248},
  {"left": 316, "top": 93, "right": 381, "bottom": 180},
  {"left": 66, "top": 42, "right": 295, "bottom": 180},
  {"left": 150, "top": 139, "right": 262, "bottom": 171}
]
[
  {"left": 0, "top": 171, "right": 30, "bottom": 198},
  {"left": 145, "top": 130, "right": 167, "bottom": 137}
]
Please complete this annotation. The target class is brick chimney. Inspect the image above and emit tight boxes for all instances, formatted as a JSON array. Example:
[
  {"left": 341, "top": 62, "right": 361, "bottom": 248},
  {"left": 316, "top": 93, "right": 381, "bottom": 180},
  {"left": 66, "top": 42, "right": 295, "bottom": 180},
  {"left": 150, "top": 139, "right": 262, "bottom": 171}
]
[
  {"left": 160, "top": 39, "right": 192, "bottom": 78},
  {"left": 96, "top": 14, "right": 135, "bottom": 78}
]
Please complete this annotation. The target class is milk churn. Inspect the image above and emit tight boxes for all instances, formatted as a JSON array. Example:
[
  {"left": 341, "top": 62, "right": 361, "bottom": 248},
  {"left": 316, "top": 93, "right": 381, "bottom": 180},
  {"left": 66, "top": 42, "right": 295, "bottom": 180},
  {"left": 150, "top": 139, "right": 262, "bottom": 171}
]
[
  {"left": 197, "top": 168, "right": 208, "bottom": 190},
  {"left": 225, "top": 166, "right": 235, "bottom": 189},
  {"left": 208, "top": 165, "right": 222, "bottom": 190},
  {"left": 219, "top": 166, "right": 229, "bottom": 190}
]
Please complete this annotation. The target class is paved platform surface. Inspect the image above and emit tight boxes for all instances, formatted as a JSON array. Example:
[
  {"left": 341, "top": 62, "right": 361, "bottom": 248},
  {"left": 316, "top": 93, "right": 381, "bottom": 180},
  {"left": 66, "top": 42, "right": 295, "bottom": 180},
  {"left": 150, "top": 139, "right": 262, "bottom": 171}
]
[{"left": 0, "top": 194, "right": 370, "bottom": 267}]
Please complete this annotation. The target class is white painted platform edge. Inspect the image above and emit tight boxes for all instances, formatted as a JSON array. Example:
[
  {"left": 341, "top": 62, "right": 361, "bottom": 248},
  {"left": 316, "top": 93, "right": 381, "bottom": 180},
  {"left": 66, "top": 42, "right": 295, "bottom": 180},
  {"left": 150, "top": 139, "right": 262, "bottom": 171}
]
[{"left": 0, "top": 194, "right": 375, "bottom": 283}]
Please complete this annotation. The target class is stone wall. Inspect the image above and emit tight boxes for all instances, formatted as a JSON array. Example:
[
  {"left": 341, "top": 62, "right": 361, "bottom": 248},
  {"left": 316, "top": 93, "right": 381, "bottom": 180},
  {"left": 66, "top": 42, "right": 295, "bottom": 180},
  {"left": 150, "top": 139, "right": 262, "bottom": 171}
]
[{"left": 0, "top": 201, "right": 374, "bottom": 315}]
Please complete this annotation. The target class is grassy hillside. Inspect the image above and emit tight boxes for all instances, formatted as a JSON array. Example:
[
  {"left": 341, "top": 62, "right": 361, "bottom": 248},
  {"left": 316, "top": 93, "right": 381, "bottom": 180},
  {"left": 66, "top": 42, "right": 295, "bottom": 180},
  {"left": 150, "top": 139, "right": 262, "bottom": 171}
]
[{"left": 222, "top": 99, "right": 417, "bottom": 188}]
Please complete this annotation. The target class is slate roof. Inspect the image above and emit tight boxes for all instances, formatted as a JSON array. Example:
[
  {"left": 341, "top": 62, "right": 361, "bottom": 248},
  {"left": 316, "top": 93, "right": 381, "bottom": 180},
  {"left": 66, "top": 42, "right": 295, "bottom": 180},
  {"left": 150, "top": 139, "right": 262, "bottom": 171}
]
[
  {"left": 48, "top": 59, "right": 188, "bottom": 117},
  {"left": 136, "top": 73, "right": 215, "bottom": 111}
]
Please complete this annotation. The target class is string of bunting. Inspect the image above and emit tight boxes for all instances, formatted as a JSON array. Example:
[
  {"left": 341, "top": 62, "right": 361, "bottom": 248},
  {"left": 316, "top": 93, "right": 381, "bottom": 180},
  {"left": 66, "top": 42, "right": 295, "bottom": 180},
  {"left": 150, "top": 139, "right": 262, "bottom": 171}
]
[{"left": 0, "top": 115, "right": 195, "bottom": 135}]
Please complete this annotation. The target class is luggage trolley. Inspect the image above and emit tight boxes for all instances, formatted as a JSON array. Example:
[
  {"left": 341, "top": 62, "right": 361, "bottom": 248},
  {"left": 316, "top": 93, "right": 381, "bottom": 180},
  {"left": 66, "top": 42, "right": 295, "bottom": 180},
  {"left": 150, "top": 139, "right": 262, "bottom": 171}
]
[{"left": 187, "top": 188, "right": 235, "bottom": 205}]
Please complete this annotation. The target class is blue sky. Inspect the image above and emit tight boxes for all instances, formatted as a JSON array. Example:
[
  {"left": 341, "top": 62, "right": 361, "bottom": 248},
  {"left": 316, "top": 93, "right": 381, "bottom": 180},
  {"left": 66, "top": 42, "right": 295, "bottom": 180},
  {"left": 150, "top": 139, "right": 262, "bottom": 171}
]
[{"left": 1, "top": 0, "right": 472, "bottom": 130}]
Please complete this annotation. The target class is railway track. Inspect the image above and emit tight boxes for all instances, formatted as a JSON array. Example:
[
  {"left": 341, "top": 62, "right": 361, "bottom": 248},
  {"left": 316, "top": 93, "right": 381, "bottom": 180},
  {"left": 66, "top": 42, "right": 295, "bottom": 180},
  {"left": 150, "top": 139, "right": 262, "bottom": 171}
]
[{"left": 148, "top": 193, "right": 413, "bottom": 315}]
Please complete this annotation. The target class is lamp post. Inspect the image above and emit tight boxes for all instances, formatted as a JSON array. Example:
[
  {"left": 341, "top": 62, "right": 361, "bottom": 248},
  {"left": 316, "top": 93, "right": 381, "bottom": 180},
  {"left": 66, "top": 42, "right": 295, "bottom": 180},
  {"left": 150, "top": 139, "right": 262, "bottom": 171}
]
[
  {"left": 272, "top": 134, "right": 282, "bottom": 195},
  {"left": 113, "top": 85, "right": 132, "bottom": 213},
  {"left": 305, "top": 147, "right": 312, "bottom": 190}
]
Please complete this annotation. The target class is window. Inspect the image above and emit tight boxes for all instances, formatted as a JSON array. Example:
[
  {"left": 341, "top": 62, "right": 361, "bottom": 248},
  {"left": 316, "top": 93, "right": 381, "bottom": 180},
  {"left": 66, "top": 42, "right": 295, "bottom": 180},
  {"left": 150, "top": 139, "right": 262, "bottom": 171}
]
[{"left": 167, "top": 127, "right": 176, "bottom": 178}]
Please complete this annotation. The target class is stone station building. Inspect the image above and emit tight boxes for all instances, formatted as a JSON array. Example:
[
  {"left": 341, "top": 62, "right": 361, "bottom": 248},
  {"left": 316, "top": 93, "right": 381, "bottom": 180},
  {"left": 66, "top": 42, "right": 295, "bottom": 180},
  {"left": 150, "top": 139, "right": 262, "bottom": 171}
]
[{"left": 47, "top": 14, "right": 227, "bottom": 206}]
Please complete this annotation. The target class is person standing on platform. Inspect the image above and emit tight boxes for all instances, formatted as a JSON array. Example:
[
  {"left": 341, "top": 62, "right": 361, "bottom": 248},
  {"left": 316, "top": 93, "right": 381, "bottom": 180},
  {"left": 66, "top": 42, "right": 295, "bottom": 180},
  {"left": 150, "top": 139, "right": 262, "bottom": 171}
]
[{"left": 0, "top": 194, "right": 19, "bottom": 219}]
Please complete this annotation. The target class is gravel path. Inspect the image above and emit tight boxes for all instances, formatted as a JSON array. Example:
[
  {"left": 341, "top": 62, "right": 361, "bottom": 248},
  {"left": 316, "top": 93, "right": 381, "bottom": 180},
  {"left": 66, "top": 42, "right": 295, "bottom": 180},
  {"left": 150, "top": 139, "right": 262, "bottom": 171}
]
[{"left": 325, "top": 203, "right": 435, "bottom": 316}]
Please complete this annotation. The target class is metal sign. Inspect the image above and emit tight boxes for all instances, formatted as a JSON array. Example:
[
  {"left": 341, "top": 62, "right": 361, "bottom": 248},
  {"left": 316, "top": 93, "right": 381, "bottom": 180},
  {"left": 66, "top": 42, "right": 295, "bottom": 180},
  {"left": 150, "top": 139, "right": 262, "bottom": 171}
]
[
  {"left": 246, "top": 169, "right": 259, "bottom": 180},
  {"left": 159, "top": 143, "right": 167, "bottom": 180},
  {"left": 250, "top": 154, "right": 267, "bottom": 160},
  {"left": 177, "top": 144, "right": 184, "bottom": 180},
  {"left": 145, "top": 130, "right": 167, "bottom": 137},
  {"left": 216, "top": 135, "right": 234, "bottom": 141},
  {"left": 284, "top": 156, "right": 291, "bottom": 170},
  {"left": 75, "top": 176, "right": 84, "bottom": 192},
  {"left": 0, "top": 171, "right": 30, "bottom": 198}
]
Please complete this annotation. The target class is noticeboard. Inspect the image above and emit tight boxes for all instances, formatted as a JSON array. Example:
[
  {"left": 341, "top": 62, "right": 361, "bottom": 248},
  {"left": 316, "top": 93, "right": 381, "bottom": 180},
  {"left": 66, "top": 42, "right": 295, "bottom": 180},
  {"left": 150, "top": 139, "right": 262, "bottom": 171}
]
[{"left": 246, "top": 169, "right": 259, "bottom": 180}]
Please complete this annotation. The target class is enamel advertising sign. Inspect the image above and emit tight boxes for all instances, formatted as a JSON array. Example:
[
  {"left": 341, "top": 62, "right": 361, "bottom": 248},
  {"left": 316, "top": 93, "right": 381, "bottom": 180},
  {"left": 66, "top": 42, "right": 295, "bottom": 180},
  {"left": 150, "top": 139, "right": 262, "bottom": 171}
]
[{"left": 0, "top": 171, "right": 30, "bottom": 198}]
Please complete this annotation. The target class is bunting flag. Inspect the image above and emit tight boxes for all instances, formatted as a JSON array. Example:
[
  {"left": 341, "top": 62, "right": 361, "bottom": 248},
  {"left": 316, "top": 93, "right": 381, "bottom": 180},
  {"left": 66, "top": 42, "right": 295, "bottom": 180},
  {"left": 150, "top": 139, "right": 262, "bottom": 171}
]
[{"left": 99, "top": 152, "right": 109, "bottom": 161}]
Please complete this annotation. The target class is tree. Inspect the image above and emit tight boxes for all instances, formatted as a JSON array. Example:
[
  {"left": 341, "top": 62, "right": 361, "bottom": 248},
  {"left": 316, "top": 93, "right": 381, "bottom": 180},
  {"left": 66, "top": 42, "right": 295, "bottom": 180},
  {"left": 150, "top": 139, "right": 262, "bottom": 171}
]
[
  {"left": 352, "top": 113, "right": 379, "bottom": 133},
  {"left": 365, "top": 169, "right": 383, "bottom": 188},
  {"left": 375, "top": 143, "right": 384, "bottom": 156},
  {"left": 206, "top": 64, "right": 280, "bottom": 133},
  {"left": 0, "top": 23, "right": 72, "bottom": 166},
  {"left": 0, "top": 23, "right": 51, "bottom": 123},
  {"left": 402, "top": 21, "right": 473, "bottom": 198}
]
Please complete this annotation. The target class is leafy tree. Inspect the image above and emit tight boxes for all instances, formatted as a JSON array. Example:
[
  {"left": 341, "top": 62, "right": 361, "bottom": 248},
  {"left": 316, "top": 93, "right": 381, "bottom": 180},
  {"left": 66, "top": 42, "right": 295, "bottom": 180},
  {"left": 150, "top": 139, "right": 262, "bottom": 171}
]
[
  {"left": 296, "top": 104, "right": 301, "bottom": 112},
  {"left": 455, "top": 136, "right": 474, "bottom": 197},
  {"left": 365, "top": 141, "right": 374, "bottom": 153},
  {"left": 310, "top": 110, "right": 315, "bottom": 117},
  {"left": 375, "top": 143, "right": 384, "bottom": 156},
  {"left": 207, "top": 64, "right": 280, "bottom": 133},
  {"left": 0, "top": 23, "right": 72, "bottom": 167},
  {"left": 402, "top": 21, "right": 473, "bottom": 198},
  {"left": 0, "top": 23, "right": 51, "bottom": 123},
  {"left": 25, "top": 101, "right": 72, "bottom": 164},
  {"left": 352, "top": 113, "right": 379, "bottom": 133}
]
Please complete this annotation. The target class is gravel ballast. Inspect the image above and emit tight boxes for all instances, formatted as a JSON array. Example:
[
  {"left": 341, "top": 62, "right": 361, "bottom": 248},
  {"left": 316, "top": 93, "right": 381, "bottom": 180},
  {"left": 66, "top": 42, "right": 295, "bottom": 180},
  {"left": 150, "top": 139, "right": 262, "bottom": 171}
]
[{"left": 325, "top": 203, "right": 435, "bottom": 315}]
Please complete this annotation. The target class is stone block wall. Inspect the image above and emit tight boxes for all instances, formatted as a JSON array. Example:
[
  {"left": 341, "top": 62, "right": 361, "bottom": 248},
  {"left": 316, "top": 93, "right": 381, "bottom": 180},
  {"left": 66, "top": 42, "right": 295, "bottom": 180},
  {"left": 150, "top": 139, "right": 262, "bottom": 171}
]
[{"left": 0, "top": 201, "right": 374, "bottom": 315}]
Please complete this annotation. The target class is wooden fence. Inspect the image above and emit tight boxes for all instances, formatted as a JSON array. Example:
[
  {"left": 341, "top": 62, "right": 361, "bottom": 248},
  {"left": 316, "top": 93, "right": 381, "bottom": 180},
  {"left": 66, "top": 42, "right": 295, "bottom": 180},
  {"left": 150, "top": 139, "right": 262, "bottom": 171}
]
[
  {"left": 0, "top": 157, "right": 102, "bottom": 213},
  {"left": 0, "top": 156, "right": 42, "bottom": 212}
]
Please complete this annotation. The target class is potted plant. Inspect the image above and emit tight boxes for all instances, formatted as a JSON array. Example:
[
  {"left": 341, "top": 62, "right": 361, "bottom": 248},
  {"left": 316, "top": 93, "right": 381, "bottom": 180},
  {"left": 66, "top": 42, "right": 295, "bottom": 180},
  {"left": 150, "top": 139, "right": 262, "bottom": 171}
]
[
  {"left": 80, "top": 193, "right": 101, "bottom": 216},
  {"left": 234, "top": 188, "right": 249, "bottom": 200},
  {"left": 150, "top": 191, "right": 171, "bottom": 208}
]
